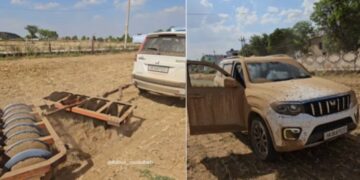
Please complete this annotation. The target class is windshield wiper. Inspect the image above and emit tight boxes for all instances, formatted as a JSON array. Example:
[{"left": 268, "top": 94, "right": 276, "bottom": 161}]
[
  {"left": 272, "top": 77, "right": 294, "bottom": 82},
  {"left": 296, "top": 75, "right": 311, "bottom": 79},
  {"left": 146, "top": 47, "right": 159, "bottom": 51}
]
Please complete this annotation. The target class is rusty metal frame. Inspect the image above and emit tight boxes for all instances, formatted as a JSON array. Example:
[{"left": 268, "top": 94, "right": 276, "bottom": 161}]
[
  {"left": 43, "top": 91, "right": 135, "bottom": 127},
  {"left": 1, "top": 106, "right": 67, "bottom": 180}
]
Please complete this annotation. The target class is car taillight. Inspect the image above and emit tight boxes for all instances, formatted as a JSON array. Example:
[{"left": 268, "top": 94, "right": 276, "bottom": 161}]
[{"left": 138, "top": 37, "right": 147, "bottom": 53}]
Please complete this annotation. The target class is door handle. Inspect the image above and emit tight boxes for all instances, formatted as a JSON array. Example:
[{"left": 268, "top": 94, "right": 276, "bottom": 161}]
[{"left": 138, "top": 56, "right": 145, "bottom": 60}]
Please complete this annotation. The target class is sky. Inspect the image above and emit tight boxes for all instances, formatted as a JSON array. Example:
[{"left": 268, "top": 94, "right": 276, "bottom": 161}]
[
  {"left": 187, "top": 0, "right": 319, "bottom": 59},
  {"left": 0, "top": 0, "right": 185, "bottom": 37}
]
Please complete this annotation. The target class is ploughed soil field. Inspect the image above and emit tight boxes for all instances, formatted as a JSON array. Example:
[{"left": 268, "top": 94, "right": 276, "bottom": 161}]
[
  {"left": 0, "top": 53, "right": 185, "bottom": 179},
  {"left": 188, "top": 73, "right": 360, "bottom": 180}
]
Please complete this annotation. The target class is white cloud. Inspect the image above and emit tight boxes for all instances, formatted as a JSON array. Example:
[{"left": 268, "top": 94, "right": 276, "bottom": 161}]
[
  {"left": 93, "top": 15, "right": 102, "bottom": 20},
  {"left": 280, "top": 9, "right": 303, "bottom": 22},
  {"left": 261, "top": 13, "right": 280, "bottom": 24},
  {"left": 10, "top": 0, "right": 26, "bottom": 5},
  {"left": 302, "top": 0, "right": 319, "bottom": 16},
  {"left": 163, "top": 6, "right": 184, "bottom": 13},
  {"left": 114, "top": 0, "right": 146, "bottom": 9},
  {"left": 218, "top": 13, "right": 229, "bottom": 19},
  {"left": 131, "top": 4, "right": 185, "bottom": 34},
  {"left": 267, "top": 6, "right": 279, "bottom": 13},
  {"left": 34, "top": 2, "right": 60, "bottom": 10},
  {"left": 75, "top": 0, "right": 106, "bottom": 8},
  {"left": 200, "top": 0, "right": 213, "bottom": 8},
  {"left": 235, "top": 6, "right": 257, "bottom": 25}
]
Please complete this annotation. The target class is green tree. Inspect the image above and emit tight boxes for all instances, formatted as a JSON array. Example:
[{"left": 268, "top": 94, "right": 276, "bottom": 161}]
[
  {"left": 81, "top": 36, "right": 87, "bottom": 41},
  {"left": 249, "top": 34, "right": 269, "bottom": 56},
  {"left": 72, "top": 35, "right": 78, "bottom": 41},
  {"left": 292, "top": 21, "right": 314, "bottom": 53},
  {"left": 25, "top": 25, "right": 39, "bottom": 39},
  {"left": 121, "top": 34, "right": 133, "bottom": 42},
  {"left": 107, "top": 35, "right": 115, "bottom": 42},
  {"left": 311, "top": 0, "right": 360, "bottom": 51},
  {"left": 64, "top": 36, "right": 71, "bottom": 40},
  {"left": 97, "top": 37, "right": 104, "bottom": 42},
  {"left": 267, "top": 28, "right": 296, "bottom": 55},
  {"left": 38, "top": 29, "right": 58, "bottom": 40},
  {"left": 239, "top": 44, "right": 254, "bottom": 57}
]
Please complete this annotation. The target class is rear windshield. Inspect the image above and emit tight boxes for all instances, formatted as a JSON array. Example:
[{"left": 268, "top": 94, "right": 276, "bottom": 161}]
[{"left": 140, "top": 35, "right": 185, "bottom": 57}]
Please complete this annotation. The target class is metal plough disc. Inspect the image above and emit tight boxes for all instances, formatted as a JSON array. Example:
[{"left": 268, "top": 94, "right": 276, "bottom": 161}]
[
  {"left": 3, "top": 104, "right": 31, "bottom": 114},
  {"left": 4, "top": 118, "right": 37, "bottom": 129},
  {"left": 6, "top": 130, "right": 41, "bottom": 146},
  {"left": 4, "top": 149, "right": 52, "bottom": 170},
  {"left": 4, "top": 123, "right": 40, "bottom": 138},
  {"left": 11, "top": 157, "right": 46, "bottom": 170},
  {"left": 3, "top": 113, "right": 35, "bottom": 124},
  {"left": 2, "top": 108, "right": 33, "bottom": 121},
  {"left": 5, "top": 139, "right": 49, "bottom": 157}
]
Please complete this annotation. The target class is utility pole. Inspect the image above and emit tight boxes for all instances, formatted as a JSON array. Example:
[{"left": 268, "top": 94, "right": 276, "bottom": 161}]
[
  {"left": 239, "top": 36, "right": 246, "bottom": 49},
  {"left": 124, "top": 0, "right": 131, "bottom": 49}
]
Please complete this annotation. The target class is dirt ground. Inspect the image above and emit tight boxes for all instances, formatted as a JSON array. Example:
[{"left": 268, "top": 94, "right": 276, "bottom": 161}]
[
  {"left": 0, "top": 53, "right": 186, "bottom": 179},
  {"left": 187, "top": 73, "right": 360, "bottom": 180}
]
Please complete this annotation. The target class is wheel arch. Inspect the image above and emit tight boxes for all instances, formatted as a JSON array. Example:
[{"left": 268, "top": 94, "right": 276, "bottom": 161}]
[{"left": 247, "top": 109, "right": 277, "bottom": 149}]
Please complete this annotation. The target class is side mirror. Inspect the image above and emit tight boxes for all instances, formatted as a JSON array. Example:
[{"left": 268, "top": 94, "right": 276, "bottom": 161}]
[{"left": 224, "top": 77, "right": 240, "bottom": 88}]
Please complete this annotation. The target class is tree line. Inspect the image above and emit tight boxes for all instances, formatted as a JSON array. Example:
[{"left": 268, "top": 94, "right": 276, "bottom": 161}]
[
  {"left": 24, "top": 25, "right": 133, "bottom": 42},
  {"left": 240, "top": 0, "right": 360, "bottom": 56}
]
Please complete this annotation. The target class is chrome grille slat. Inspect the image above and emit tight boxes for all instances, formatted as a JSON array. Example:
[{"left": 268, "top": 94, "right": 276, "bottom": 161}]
[
  {"left": 326, "top": 101, "right": 330, "bottom": 113},
  {"left": 310, "top": 104, "right": 315, "bottom": 116},
  {"left": 304, "top": 94, "right": 350, "bottom": 117}
]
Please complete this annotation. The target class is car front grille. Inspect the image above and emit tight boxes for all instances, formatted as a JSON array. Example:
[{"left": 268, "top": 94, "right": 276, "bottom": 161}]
[{"left": 304, "top": 94, "right": 351, "bottom": 117}]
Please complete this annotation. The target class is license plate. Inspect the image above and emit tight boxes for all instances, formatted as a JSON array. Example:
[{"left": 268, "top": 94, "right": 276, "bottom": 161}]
[
  {"left": 148, "top": 65, "right": 169, "bottom": 73},
  {"left": 324, "top": 126, "right": 347, "bottom": 140}
]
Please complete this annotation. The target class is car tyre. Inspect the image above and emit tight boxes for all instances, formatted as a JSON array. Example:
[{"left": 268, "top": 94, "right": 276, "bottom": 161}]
[{"left": 250, "top": 117, "right": 277, "bottom": 161}]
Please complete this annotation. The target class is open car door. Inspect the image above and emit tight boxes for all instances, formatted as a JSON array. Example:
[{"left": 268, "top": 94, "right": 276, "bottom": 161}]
[{"left": 187, "top": 60, "right": 247, "bottom": 135}]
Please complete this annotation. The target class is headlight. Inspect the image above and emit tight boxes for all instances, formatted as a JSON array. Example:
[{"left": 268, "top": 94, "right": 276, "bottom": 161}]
[
  {"left": 350, "top": 90, "right": 358, "bottom": 108},
  {"left": 271, "top": 102, "right": 304, "bottom": 116}
]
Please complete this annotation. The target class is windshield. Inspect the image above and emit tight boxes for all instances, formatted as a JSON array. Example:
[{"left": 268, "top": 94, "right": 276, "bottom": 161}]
[
  {"left": 141, "top": 35, "right": 185, "bottom": 57},
  {"left": 246, "top": 61, "right": 311, "bottom": 83}
]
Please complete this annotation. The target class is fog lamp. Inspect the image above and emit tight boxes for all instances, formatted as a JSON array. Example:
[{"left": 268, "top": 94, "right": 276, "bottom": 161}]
[{"left": 283, "top": 128, "right": 301, "bottom": 140}]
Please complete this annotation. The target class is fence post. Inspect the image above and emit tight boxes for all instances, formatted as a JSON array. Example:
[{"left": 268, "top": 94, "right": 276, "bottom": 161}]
[
  {"left": 48, "top": 40, "right": 52, "bottom": 53},
  {"left": 91, "top": 37, "right": 95, "bottom": 54}
]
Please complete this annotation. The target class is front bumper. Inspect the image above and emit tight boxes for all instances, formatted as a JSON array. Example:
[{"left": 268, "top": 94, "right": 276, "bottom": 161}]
[
  {"left": 266, "top": 105, "right": 359, "bottom": 152},
  {"left": 132, "top": 74, "right": 186, "bottom": 98}
]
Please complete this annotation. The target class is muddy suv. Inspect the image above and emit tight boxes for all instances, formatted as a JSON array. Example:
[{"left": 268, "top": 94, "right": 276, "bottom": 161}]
[{"left": 187, "top": 55, "right": 359, "bottom": 161}]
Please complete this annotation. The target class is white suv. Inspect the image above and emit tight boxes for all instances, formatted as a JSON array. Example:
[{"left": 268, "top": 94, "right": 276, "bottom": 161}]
[{"left": 132, "top": 31, "right": 186, "bottom": 97}]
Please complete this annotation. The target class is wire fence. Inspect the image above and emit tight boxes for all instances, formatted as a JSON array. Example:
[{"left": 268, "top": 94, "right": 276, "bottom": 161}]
[
  {"left": 0, "top": 40, "right": 139, "bottom": 57},
  {"left": 296, "top": 49, "right": 360, "bottom": 72}
]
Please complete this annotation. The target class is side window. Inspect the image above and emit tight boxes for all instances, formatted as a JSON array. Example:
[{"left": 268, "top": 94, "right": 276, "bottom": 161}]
[
  {"left": 223, "top": 63, "right": 233, "bottom": 74},
  {"left": 188, "top": 64, "right": 226, "bottom": 87},
  {"left": 235, "top": 63, "right": 244, "bottom": 77},
  {"left": 234, "top": 63, "right": 246, "bottom": 88}
]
